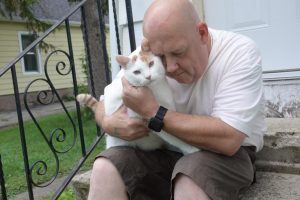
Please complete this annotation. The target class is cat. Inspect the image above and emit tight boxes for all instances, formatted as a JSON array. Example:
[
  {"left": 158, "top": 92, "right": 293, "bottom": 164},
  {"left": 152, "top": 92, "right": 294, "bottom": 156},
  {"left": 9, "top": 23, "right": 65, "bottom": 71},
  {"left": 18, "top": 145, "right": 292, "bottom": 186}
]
[{"left": 76, "top": 39, "right": 199, "bottom": 155}]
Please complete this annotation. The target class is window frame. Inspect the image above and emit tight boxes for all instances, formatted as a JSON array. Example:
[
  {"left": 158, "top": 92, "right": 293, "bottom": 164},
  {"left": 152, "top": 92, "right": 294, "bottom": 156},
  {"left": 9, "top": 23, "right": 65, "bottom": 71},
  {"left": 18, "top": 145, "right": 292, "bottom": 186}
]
[{"left": 18, "top": 31, "right": 43, "bottom": 75}]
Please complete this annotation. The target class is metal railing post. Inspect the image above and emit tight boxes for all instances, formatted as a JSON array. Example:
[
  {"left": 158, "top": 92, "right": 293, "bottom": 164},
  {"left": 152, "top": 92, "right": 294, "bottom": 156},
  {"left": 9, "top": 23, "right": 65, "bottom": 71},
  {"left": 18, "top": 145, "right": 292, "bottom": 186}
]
[
  {"left": 112, "top": 0, "right": 122, "bottom": 55},
  {"left": 0, "top": 155, "right": 7, "bottom": 200},
  {"left": 11, "top": 65, "right": 34, "bottom": 199},
  {"left": 96, "top": 0, "right": 111, "bottom": 84},
  {"left": 125, "top": 0, "right": 136, "bottom": 51},
  {"left": 65, "top": 19, "right": 86, "bottom": 157}
]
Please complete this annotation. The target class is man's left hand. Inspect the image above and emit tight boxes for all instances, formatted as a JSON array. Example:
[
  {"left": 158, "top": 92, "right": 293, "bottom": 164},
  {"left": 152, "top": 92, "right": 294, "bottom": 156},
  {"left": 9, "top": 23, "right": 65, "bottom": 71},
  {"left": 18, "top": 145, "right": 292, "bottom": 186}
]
[{"left": 121, "top": 77, "right": 159, "bottom": 119}]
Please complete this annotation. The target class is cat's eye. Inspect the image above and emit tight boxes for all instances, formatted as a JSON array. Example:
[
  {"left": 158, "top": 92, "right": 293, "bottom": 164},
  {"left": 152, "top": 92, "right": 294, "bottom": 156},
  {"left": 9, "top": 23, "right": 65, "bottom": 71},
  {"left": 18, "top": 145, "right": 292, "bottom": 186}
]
[
  {"left": 149, "top": 61, "right": 154, "bottom": 67},
  {"left": 133, "top": 70, "right": 141, "bottom": 75}
]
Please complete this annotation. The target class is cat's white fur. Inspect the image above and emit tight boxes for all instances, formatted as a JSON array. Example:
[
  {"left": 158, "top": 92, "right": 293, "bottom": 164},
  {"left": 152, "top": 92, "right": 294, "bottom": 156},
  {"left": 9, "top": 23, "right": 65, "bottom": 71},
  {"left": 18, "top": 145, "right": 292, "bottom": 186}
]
[{"left": 103, "top": 44, "right": 199, "bottom": 155}]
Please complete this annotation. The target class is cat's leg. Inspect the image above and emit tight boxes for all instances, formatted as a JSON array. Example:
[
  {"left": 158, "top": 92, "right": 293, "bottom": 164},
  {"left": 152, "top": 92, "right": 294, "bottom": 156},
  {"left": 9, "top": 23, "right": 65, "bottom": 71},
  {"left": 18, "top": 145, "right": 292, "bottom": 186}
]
[
  {"left": 135, "top": 132, "right": 165, "bottom": 151},
  {"left": 106, "top": 135, "right": 135, "bottom": 149},
  {"left": 159, "top": 131, "right": 199, "bottom": 155}
]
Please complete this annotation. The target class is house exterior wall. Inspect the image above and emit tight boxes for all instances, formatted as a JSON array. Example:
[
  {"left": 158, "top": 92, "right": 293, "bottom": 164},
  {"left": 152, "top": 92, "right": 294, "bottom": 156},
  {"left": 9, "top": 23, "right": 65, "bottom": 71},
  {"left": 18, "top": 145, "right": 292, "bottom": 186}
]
[
  {"left": 0, "top": 21, "right": 86, "bottom": 96},
  {"left": 0, "top": 20, "right": 91, "bottom": 110},
  {"left": 264, "top": 80, "right": 300, "bottom": 118}
]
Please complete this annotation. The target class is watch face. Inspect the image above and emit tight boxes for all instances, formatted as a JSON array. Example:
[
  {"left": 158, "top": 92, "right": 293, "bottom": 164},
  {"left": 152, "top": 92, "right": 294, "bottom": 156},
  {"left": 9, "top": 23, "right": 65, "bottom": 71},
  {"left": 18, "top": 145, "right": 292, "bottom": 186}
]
[{"left": 148, "top": 117, "right": 163, "bottom": 132}]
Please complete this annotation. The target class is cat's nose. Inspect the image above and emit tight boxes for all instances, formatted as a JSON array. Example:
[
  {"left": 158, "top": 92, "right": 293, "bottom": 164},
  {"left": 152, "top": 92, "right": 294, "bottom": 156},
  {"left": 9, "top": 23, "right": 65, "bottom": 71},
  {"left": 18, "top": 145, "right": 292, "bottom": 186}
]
[{"left": 145, "top": 75, "right": 151, "bottom": 80}]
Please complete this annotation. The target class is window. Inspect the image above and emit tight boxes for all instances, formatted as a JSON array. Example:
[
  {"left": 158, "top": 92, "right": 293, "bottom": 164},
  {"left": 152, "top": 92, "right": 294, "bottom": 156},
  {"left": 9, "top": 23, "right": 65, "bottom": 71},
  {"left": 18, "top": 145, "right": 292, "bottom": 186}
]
[{"left": 19, "top": 32, "right": 42, "bottom": 74}]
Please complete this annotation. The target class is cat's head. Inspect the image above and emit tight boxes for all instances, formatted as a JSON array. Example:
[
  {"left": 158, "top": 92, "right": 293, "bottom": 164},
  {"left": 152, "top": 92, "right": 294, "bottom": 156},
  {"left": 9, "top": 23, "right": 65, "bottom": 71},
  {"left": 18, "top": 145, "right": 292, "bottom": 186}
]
[{"left": 116, "top": 40, "right": 165, "bottom": 86}]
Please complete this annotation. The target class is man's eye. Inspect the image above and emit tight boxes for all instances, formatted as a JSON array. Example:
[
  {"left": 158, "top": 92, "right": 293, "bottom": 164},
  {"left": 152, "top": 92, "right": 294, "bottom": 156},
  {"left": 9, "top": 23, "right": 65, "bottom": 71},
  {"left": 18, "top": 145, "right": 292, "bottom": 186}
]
[
  {"left": 173, "top": 52, "right": 183, "bottom": 56},
  {"left": 133, "top": 70, "right": 141, "bottom": 75}
]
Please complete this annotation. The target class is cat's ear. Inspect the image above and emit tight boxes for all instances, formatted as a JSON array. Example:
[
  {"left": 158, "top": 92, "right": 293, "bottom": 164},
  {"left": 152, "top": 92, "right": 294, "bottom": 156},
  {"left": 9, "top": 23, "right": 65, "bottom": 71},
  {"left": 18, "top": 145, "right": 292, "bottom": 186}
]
[
  {"left": 116, "top": 55, "right": 130, "bottom": 67},
  {"left": 141, "top": 38, "right": 150, "bottom": 52}
]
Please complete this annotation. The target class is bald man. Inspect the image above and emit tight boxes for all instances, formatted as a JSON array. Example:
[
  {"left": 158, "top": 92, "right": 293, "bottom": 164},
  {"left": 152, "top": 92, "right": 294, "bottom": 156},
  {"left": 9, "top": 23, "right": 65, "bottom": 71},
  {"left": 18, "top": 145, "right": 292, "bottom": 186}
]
[{"left": 88, "top": 0, "right": 265, "bottom": 199}]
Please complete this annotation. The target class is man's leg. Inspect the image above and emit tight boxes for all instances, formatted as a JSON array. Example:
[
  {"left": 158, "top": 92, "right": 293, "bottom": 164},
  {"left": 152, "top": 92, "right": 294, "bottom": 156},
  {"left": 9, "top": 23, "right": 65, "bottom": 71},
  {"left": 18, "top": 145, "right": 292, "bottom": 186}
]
[
  {"left": 174, "top": 174, "right": 210, "bottom": 200},
  {"left": 88, "top": 158, "right": 128, "bottom": 200},
  {"left": 172, "top": 147, "right": 255, "bottom": 200},
  {"left": 88, "top": 147, "right": 182, "bottom": 200}
]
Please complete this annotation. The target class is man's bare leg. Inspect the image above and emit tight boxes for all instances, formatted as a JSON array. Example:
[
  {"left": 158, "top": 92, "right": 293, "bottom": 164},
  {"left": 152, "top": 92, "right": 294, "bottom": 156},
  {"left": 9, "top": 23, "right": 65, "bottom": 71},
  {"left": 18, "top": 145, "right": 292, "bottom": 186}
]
[
  {"left": 88, "top": 158, "right": 128, "bottom": 200},
  {"left": 174, "top": 174, "right": 211, "bottom": 200}
]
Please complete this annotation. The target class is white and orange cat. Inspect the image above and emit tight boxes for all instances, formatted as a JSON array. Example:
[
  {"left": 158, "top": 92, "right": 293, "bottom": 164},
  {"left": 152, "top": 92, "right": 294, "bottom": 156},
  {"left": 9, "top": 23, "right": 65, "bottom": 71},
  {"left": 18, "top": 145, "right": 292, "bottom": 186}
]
[{"left": 77, "top": 39, "right": 199, "bottom": 155}]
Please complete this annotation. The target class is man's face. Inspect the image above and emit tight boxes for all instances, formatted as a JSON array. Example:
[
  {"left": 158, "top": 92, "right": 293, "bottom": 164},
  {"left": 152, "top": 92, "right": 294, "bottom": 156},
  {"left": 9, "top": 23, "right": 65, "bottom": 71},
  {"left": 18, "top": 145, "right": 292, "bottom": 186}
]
[{"left": 147, "top": 31, "right": 209, "bottom": 84}]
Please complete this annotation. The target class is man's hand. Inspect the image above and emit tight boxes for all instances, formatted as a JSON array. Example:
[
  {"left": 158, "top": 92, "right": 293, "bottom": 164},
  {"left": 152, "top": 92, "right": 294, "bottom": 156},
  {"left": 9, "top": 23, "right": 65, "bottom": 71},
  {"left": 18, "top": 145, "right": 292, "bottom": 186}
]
[
  {"left": 95, "top": 101, "right": 149, "bottom": 141},
  {"left": 121, "top": 77, "right": 159, "bottom": 119}
]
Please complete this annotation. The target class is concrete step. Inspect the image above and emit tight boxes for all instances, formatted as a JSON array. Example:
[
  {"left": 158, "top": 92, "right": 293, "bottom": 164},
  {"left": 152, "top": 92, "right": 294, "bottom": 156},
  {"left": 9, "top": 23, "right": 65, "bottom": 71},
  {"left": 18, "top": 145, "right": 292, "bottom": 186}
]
[
  {"left": 72, "top": 170, "right": 91, "bottom": 200},
  {"left": 239, "top": 171, "right": 300, "bottom": 200},
  {"left": 72, "top": 170, "right": 300, "bottom": 200},
  {"left": 256, "top": 118, "right": 300, "bottom": 174}
]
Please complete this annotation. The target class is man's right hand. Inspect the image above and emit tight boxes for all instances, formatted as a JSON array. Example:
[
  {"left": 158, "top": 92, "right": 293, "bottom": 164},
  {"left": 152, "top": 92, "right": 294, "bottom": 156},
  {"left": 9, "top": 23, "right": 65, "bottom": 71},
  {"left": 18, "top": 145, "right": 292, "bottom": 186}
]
[{"left": 95, "top": 101, "right": 149, "bottom": 141}]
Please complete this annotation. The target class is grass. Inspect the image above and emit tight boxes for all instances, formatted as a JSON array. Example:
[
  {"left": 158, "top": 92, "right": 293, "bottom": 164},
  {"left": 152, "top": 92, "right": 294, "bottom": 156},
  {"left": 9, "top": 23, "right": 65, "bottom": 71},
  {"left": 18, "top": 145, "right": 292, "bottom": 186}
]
[{"left": 0, "top": 109, "right": 105, "bottom": 198}]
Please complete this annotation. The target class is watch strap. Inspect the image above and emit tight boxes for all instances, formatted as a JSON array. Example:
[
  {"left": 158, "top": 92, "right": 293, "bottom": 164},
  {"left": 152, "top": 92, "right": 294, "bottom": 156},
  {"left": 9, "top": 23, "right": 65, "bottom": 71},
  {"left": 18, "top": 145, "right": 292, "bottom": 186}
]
[
  {"left": 155, "top": 106, "right": 167, "bottom": 121},
  {"left": 147, "top": 106, "right": 168, "bottom": 132}
]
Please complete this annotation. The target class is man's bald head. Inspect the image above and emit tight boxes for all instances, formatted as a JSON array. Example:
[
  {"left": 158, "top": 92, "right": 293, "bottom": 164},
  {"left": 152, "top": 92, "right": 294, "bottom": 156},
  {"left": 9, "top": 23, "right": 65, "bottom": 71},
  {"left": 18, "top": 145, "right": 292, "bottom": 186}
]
[
  {"left": 143, "top": 0, "right": 200, "bottom": 39},
  {"left": 142, "top": 0, "right": 210, "bottom": 84}
]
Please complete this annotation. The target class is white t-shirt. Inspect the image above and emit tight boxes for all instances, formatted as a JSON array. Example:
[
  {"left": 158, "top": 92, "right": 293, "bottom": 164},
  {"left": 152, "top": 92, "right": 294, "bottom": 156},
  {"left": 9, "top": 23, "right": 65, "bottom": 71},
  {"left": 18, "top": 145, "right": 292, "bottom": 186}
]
[{"left": 167, "top": 28, "right": 266, "bottom": 152}]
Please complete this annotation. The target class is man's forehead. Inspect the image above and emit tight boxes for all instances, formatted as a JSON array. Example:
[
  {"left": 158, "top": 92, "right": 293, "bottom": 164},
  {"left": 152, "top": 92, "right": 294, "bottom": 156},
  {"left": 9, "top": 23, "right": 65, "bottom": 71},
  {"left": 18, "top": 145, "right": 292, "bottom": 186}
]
[{"left": 149, "top": 39, "right": 186, "bottom": 55}]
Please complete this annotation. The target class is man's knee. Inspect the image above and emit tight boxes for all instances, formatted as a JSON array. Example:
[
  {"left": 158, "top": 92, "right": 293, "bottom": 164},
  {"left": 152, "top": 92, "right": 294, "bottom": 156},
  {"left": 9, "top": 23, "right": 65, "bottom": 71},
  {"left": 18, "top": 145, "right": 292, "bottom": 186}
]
[
  {"left": 91, "top": 157, "right": 126, "bottom": 190},
  {"left": 173, "top": 173, "right": 211, "bottom": 200},
  {"left": 92, "top": 157, "right": 119, "bottom": 176},
  {"left": 89, "top": 158, "right": 128, "bottom": 200}
]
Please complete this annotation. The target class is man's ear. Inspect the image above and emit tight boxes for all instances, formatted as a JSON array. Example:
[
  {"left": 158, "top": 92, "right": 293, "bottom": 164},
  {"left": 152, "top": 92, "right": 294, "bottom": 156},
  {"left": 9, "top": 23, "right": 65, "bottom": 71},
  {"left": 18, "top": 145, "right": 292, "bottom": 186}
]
[
  {"left": 116, "top": 55, "right": 130, "bottom": 68},
  {"left": 197, "top": 22, "right": 209, "bottom": 42}
]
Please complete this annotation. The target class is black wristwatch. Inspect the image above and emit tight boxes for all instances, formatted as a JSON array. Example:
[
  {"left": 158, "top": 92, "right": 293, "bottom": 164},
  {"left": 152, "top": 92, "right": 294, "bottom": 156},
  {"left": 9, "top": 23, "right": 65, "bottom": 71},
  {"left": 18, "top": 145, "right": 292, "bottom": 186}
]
[{"left": 148, "top": 106, "right": 168, "bottom": 132}]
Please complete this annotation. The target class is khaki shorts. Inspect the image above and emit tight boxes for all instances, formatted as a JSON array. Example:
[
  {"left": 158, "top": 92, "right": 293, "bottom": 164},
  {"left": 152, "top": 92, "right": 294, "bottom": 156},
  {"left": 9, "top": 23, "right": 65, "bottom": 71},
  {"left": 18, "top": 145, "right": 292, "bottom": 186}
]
[{"left": 96, "top": 146, "right": 256, "bottom": 200}]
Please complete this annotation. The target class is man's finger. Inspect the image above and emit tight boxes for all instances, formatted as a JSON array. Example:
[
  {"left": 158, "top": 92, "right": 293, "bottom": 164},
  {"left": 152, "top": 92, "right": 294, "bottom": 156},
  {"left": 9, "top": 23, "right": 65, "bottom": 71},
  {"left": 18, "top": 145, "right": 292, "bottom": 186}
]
[
  {"left": 119, "top": 104, "right": 128, "bottom": 114},
  {"left": 121, "top": 77, "right": 130, "bottom": 88}
]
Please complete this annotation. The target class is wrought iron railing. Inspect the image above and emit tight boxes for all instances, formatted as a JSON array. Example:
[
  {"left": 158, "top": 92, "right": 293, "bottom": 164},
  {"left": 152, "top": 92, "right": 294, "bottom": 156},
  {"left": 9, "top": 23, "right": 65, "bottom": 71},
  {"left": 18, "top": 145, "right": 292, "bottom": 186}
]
[
  {"left": 0, "top": 155, "right": 7, "bottom": 200},
  {"left": 0, "top": 0, "right": 137, "bottom": 199}
]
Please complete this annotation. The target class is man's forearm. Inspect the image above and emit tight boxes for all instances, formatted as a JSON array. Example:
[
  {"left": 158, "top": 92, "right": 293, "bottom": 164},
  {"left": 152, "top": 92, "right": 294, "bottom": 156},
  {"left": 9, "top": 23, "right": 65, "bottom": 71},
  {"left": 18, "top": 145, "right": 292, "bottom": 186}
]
[{"left": 163, "top": 110, "right": 246, "bottom": 156}]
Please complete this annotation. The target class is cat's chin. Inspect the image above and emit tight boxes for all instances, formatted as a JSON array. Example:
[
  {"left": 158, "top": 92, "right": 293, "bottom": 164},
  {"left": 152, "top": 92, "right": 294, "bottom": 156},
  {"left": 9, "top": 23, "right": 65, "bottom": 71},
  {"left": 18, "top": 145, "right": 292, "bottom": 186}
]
[{"left": 129, "top": 80, "right": 152, "bottom": 87}]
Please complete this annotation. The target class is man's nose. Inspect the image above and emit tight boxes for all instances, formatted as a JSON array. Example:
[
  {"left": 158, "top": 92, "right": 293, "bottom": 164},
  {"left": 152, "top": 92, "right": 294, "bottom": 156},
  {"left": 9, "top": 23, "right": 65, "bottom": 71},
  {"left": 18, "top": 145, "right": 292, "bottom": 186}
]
[{"left": 165, "top": 57, "right": 178, "bottom": 73}]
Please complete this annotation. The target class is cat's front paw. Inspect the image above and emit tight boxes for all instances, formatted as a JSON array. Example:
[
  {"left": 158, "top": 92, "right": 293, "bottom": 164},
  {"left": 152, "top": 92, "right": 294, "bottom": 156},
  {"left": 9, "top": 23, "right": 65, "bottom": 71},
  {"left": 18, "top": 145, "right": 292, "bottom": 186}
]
[{"left": 181, "top": 146, "right": 200, "bottom": 155}]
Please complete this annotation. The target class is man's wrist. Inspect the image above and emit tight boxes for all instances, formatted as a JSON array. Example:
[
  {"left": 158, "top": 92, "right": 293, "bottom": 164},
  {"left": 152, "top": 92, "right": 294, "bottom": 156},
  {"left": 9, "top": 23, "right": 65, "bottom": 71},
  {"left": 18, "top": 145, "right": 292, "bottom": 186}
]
[
  {"left": 148, "top": 106, "right": 168, "bottom": 132},
  {"left": 144, "top": 104, "right": 160, "bottom": 120}
]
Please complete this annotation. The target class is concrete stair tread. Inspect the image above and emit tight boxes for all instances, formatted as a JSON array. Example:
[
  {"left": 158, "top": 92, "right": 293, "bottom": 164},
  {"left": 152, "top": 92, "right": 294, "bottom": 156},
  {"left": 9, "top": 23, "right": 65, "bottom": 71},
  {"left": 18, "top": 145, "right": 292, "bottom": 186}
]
[
  {"left": 240, "top": 171, "right": 300, "bottom": 200},
  {"left": 265, "top": 118, "right": 300, "bottom": 135},
  {"left": 72, "top": 170, "right": 300, "bottom": 200}
]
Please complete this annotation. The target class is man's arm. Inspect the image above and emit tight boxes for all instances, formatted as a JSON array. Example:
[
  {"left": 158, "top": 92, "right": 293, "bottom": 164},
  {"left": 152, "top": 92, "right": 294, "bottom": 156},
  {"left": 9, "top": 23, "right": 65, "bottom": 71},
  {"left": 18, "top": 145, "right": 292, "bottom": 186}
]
[
  {"left": 163, "top": 111, "right": 246, "bottom": 156},
  {"left": 121, "top": 78, "right": 246, "bottom": 156},
  {"left": 95, "top": 100, "right": 149, "bottom": 141}
]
